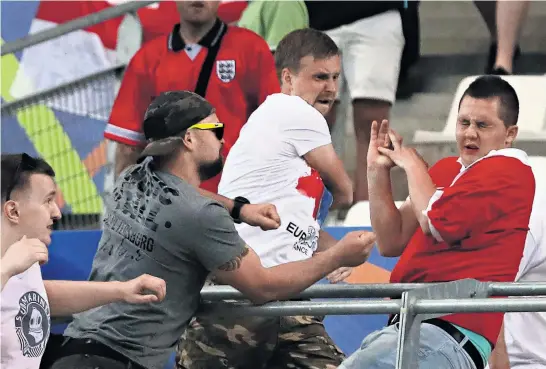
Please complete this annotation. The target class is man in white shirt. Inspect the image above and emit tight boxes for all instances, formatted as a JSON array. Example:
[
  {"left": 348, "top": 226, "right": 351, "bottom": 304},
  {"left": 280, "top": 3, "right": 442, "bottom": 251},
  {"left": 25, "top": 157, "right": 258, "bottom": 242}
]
[
  {"left": 488, "top": 184, "right": 546, "bottom": 369},
  {"left": 176, "top": 28, "right": 358, "bottom": 369},
  {"left": 0, "top": 153, "right": 167, "bottom": 369}
]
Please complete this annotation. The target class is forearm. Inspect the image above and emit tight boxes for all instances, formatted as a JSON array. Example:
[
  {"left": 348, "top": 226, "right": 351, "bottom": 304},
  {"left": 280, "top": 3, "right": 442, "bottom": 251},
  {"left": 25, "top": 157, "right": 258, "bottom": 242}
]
[
  {"left": 489, "top": 323, "right": 511, "bottom": 369},
  {"left": 368, "top": 168, "right": 404, "bottom": 256},
  {"left": 197, "top": 188, "right": 234, "bottom": 213},
  {"left": 326, "top": 175, "right": 353, "bottom": 210},
  {"left": 405, "top": 161, "right": 437, "bottom": 233},
  {"left": 260, "top": 248, "right": 341, "bottom": 302},
  {"left": 315, "top": 230, "right": 338, "bottom": 253},
  {"left": 45, "top": 280, "right": 124, "bottom": 317}
]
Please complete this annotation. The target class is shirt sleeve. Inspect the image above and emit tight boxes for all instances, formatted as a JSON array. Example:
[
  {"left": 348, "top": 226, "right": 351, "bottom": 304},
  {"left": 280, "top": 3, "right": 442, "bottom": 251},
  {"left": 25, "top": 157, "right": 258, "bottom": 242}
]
[
  {"left": 283, "top": 107, "right": 332, "bottom": 157},
  {"left": 104, "top": 48, "right": 153, "bottom": 146},
  {"left": 189, "top": 202, "right": 248, "bottom": 272},
  {"left": 426, "top": 156, "right": 535, "bottom": 245}
]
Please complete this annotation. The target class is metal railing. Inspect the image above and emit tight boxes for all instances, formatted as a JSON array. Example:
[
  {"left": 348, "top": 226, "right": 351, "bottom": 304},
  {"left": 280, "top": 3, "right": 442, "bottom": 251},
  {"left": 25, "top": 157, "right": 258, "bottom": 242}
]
[
  {"left": 1, "top": 1, "right": 156, "bottom": 56},
  {"left": 198, "top": 280, "right": 546, "bottom": 369},
  {"left": 1, "top": 66, "right": 123, "bottom": 229}
]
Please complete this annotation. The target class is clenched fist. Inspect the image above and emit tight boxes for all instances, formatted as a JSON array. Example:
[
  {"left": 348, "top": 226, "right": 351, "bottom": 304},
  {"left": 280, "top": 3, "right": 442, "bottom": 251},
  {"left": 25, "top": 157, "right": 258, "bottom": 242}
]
[
  {"left": 332, "top": 231, "right": 376, "bottom": 268},
  {"left": 121, "top": 274, "right": 167, "bottom": 304}
]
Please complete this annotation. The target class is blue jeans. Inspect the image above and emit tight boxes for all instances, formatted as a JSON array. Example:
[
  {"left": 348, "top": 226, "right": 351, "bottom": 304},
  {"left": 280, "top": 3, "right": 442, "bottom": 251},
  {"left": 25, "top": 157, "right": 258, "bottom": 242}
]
[{"left": 338, "top": 322, "right": 478, "bottom": 369}]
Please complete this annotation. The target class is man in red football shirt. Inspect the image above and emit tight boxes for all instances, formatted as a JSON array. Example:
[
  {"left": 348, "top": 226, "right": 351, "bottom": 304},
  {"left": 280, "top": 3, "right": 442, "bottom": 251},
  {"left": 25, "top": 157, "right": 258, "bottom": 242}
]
[
  {"left": 339, "top": 75, "right": 535, "bottom": 369},
  {"left": 104, "top": 0, "right": 279, "bottom": 192}
]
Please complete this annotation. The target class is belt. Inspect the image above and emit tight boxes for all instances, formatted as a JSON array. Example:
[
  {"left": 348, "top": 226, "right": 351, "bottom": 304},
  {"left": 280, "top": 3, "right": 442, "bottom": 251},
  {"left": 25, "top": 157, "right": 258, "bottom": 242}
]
[
  {"left": 59, "top": 337, "right": 146, "bottom": 369},
  {"left": 388, "top": 315, "right": 484, "bottom": 369}
]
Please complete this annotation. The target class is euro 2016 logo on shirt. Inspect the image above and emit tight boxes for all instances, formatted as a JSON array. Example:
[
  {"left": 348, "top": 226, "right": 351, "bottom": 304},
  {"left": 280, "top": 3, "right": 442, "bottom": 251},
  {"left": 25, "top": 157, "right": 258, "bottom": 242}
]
[
  {"left": 14, "top": 291, "right": 50, "bottom": 358},
  {"left": 216, "top": 60, "right": 236, "bottom": 83}
]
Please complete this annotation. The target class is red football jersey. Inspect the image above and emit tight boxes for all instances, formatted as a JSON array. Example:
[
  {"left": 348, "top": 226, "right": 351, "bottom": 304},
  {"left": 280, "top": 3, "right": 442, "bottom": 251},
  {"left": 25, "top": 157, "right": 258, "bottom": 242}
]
[
  {"left": 390, "top": 151, "right": 535, "bottom": 345},
  {"left": 104, "top": 20, "right": 280, "bottom": 192}
]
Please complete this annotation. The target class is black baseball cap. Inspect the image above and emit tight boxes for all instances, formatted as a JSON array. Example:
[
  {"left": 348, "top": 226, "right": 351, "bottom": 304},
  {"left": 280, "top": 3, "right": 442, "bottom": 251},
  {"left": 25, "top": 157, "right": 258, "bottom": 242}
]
[{"left": 140, "top": 91, "right": 215, "bottom": 158}]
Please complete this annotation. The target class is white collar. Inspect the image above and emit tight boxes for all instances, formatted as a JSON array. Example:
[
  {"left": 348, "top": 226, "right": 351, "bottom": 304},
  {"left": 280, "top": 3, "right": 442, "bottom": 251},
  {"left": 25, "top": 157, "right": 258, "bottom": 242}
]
[{"left": 456, "top": 148, "right": 530, "bottom": 172}]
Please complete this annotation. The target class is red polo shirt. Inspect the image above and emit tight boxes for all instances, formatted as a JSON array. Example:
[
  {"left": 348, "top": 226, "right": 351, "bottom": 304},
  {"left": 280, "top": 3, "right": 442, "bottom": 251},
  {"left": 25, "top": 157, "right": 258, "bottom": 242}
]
[
  {"left": 104, "top": 19, "right": 280, "bottom": 192},
  {"left": 390, "top": 151, "right": 535, "bottom": 345}
]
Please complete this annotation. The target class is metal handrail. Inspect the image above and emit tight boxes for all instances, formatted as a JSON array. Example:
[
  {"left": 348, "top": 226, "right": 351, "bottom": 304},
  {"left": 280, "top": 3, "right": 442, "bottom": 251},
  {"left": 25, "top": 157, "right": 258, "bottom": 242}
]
[
  {"left": 199, "top": 282, "right": 546, "bottom": 301},
  {"left": 0, "top": 64, "right": 125, "bottom": 113},
  {"left": 199, "top": 297, "right": 546, "bottom": 317},
  {"left": 1, "top": 1, "right": 156, "bottom": 56}
]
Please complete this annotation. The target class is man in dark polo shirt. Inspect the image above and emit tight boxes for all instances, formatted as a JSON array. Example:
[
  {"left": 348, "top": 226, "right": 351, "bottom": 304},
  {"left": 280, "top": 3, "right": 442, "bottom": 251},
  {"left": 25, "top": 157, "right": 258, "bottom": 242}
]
[{"left": 104, "top": 0, "right": 280, "bottom": 193}]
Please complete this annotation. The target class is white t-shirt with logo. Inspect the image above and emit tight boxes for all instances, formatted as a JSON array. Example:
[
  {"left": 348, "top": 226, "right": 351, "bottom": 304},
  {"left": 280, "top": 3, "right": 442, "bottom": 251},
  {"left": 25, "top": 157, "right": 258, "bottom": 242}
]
[
  {"left": 219, "top": 93, "right": 332, "bottom": 268},
  {"left": 1, "top": 263, "right": 50, "bottom": 369}
]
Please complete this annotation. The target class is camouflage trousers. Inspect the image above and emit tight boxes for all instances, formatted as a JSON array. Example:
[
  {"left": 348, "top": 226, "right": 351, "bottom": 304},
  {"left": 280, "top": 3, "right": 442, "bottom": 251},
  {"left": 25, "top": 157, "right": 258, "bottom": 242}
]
[{"left": 176, "top": 313, "right": 345, "bottom": 369}]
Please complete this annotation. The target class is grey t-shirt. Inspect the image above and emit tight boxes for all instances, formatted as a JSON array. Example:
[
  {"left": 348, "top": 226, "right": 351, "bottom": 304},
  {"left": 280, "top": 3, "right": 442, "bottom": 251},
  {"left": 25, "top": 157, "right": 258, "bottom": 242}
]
[{"left": 64, "top": 158, "right": 247, "bottom": 369}]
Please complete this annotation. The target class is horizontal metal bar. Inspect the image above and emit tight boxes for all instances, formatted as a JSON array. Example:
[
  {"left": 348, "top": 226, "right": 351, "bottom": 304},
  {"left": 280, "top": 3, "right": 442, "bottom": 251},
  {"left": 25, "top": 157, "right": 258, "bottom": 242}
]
[
  {"left": 200, "top": 297, "right": 546, "bottom": 317},
  {"left": 1, "top": 64, "right": 125, "bottom": 114},
  {"left": 1, "top": 1, "right": 156, "bottom": 56},
  {"left": 414, "top": 298, "right": 546, "bottom": 313},
  {"left": 488, "top": 283, "right": 546, "bottom": 296},
  {"left": 199, "top": 300, "right": 402, "bottom": 317},
  {"left": 200, "top": 283, "right": 428, "bottom": 301},
  {"left": 199, "top": 282, "right": 546, "bottom": 301}
]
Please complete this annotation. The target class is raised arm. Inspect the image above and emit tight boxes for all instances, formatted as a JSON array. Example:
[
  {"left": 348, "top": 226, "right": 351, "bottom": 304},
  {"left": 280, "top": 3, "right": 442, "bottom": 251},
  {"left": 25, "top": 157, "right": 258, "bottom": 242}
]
[{"left": 367, "top": 121, "right": 419, "bottom": 257}]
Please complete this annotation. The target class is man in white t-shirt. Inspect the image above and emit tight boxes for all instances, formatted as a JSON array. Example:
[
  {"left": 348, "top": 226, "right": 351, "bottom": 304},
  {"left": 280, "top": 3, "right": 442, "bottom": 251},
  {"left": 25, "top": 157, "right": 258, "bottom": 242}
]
[
  {"left": 488, "top": 186, "right": 546, "bottom": 369},
  {"left": 0, "top": 153, "right": 167, "bottom": 369},
  {"left": 176, "top": 28, "right": 358, "bottom": 369}
]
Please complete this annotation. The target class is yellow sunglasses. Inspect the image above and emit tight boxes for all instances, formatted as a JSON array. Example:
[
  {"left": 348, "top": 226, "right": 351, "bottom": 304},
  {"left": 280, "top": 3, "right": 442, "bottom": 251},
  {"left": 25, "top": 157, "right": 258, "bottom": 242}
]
[{"left": 188, "top": 122, "right": 224, "bottom": 140}]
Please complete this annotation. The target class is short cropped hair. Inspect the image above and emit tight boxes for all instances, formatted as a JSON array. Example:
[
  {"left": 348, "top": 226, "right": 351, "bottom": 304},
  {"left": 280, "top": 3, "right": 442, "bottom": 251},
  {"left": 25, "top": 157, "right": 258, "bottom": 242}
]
[
  {"left": 459, "top": 75, "right": 519, "bottom": 127},
  {"left": 1, "top": 153, "right": 55, "bottom": 203},
  {"left": 274, "top": 28, "right": 340, "bottom": 81}
]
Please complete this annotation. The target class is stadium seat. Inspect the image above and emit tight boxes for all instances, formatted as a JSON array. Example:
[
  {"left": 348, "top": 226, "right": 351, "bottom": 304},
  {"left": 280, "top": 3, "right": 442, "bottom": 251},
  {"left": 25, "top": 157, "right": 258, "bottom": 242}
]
[
  {"left": 413, "top": 75, "right": 546, "bottom": 143},
  {"left": 344, "top": 201, "right": 405, "bottom": 227}
]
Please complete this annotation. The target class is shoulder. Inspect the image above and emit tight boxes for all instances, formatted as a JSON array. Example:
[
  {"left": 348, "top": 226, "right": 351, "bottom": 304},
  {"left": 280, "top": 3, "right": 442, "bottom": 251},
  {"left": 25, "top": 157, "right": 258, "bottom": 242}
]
[
  {"left": 278, "top": 95, "right": 326, "bottom": 124},
  {"left": 225, "top": 25, "right": 271, "bottom": 50},
  {"left": 475, "top": 150, "right": 534, "bottom": 179},
  {"left": 131, "top": 35, "right": 170, "bottom": 64}
]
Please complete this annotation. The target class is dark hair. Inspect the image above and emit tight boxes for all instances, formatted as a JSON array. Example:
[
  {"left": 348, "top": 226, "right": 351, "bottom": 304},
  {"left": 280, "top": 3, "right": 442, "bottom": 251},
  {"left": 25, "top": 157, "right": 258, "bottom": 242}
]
[
  {"left": 274, "top": 28, "right": 340, "bottom": 82},
  {"left": 1, "top": 153, "right": 55, "bottom": 203},
  {"left": 459, "top": 75, "right": 519, "bottom": 127}
]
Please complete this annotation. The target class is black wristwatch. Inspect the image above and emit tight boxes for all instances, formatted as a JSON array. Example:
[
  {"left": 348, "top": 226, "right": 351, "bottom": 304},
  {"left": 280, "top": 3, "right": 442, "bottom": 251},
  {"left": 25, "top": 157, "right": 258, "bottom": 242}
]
[{"left": 231, "top": 196, "right": 250, "bottom": 224}]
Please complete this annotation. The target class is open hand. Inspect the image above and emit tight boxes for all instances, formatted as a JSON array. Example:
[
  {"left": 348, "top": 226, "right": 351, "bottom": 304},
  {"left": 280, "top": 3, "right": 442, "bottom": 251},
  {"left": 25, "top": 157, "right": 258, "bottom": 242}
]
[
  {"left": 240, "top": 203, "right": 281, "bottom": 231},
  {"left": 377, "top": 129, "right": 428, "bottom": 171},
  {"left": 327, "top": 267, "right": 353, "bottom": 284},
  {"left": 2, "top": 236, "right": 48, "bottom": 278},
  {"left": 122, "top": 274, "right": 167, "bottom": 304},
  {"left": 367, "top": 120, "right": 396, "bottom": 170}
]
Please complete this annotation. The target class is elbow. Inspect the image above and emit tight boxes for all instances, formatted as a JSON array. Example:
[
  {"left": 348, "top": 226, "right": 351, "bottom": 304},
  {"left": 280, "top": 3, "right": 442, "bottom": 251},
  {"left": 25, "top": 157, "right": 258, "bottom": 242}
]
[
  {"left": 376, "top": 241, "right": 404, "bottom": 258},
  {"left": 246, "top": 290, "right": 275, "bottom": 305}
]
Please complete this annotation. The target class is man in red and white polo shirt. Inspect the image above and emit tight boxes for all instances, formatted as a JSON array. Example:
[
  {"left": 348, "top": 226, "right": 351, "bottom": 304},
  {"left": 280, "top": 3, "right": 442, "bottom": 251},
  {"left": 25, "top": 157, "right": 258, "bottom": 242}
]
[
  {"left": 104, "top": 0, "right": 279, "bottom": 193},
  {"left": 339, "top": 75, "right": 535, "bottom": 369}
]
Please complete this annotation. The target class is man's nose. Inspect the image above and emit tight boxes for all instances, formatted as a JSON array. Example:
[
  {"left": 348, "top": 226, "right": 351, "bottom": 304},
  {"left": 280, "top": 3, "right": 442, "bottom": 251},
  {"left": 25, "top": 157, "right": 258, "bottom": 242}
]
[{"left": 51, "top": 202, "right": 62, "bottom": 220}]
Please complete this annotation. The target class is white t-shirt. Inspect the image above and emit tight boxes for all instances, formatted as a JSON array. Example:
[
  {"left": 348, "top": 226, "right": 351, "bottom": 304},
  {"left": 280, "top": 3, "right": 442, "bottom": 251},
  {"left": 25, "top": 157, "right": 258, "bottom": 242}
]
[
  {"left": 1, "top": 263, "right": 50, "bottom": 369},
  {"left": 219, "top": 93, "right": 332, "bottom": 268},
  {"left": 503, "top": 193, "right": 546, "bottom": 369}
]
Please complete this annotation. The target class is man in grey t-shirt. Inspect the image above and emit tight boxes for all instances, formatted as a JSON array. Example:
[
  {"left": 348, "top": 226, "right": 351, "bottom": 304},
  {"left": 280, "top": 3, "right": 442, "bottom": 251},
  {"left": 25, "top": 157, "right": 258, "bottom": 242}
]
[{"left": 49, "top": 91, "right": 376, "bottom": 369}]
